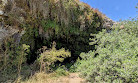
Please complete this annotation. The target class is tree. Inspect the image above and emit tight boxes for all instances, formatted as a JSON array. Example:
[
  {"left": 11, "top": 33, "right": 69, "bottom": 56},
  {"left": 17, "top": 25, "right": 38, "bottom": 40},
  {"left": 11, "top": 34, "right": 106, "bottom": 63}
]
[
  {"left": 38, "top": 42, "right": 71, "bottom": 72},
  {"left": 15, "top": 44, "right": 30, "bottom": 75}
]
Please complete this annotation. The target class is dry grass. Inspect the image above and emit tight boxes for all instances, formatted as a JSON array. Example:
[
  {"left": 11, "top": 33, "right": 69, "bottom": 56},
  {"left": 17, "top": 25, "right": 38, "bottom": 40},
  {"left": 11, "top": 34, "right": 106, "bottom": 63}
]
[
  {"left": 18, "top": 72, "right": 85, "bottom": 83},
  {"left": 20, "top": 72, "right": 58, "bottom": 83}
]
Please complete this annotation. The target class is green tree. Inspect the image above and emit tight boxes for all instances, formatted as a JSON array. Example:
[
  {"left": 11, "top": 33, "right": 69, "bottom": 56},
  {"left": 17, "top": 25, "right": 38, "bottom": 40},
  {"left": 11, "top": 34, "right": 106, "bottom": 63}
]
[
  {"left": 38, "top": 42, "right": 71, "bottom": 72},
  {"left": 15, "top": 44, "right": 30, "bottom": 75},
  {"left": 76, "top": 18, "right": 138, "bottom": 83}
]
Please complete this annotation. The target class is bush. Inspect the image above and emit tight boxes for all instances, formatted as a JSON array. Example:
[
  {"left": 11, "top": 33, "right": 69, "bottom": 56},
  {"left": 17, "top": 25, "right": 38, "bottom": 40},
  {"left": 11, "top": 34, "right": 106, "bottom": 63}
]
[
  {"left": 37, "top": 42, "right": 71, "bottom": 72},
  {"left": 55, "top": 65, "right": 69, "bottom": 76},
  {"left": 76, "top": 19, "right": 138, "bottom": 83}
]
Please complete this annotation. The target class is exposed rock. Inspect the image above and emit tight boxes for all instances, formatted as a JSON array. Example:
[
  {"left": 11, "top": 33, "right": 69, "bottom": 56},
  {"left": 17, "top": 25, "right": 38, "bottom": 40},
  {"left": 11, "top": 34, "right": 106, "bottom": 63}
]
[
  {"left": 0, "top": 24, "right": 19, "bottom": 45},
  {"left": 103, "top": 16, "right": 115, "bottom": 30},
  {"left": 0, "top": 10, "right": 3, "bottom": 15},
  {"left": 0, "top": 0, "right": 26, "bottom": 45},
  {"left": 120, "top": 25, "right": 124, "bottom": 29}
]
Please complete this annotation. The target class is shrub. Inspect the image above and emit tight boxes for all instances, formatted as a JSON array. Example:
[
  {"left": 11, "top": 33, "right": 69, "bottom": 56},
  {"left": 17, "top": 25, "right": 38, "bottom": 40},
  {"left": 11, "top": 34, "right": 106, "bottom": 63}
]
[
  {"left": 55, "top": 65, "right": 69, "bottom": 76},
  {"left": 0, "top": 37, "right": 30, "bottom": 82},
  {"left": 37, "top": 42, "right": 71, "bottom": 72},
  {"left": 76, "top": 19, "right": 138, "bottom": 83},
  {"left": 41, "top": 19, "right": 60, "bottom": 34}
]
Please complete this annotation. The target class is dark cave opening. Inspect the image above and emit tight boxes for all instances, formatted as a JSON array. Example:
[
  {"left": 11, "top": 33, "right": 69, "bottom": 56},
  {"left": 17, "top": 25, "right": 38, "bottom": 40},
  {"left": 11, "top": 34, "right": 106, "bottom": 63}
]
[{"left": 26, "top": 34, "right": 95, "bottom": 66}]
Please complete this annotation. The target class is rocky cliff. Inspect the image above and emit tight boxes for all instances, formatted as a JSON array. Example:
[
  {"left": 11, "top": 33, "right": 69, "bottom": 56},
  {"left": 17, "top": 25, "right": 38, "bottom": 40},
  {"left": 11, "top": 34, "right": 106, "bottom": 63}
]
[{"left": 0, "top": 0, "right": 114, "bottom": 61}]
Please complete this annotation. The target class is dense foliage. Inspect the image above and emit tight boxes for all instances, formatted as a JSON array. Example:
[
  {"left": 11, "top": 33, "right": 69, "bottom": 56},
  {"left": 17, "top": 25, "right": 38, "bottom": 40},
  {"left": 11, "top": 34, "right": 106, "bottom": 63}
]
[
  {"left": 0, "top": 38, "right": 30, "bottom": 82},
  {"left": 76, "top": 18, "right": 138, "bottom": 83},
  {"left": 0, "top": 0, "right": 137, "bottom": 82}
]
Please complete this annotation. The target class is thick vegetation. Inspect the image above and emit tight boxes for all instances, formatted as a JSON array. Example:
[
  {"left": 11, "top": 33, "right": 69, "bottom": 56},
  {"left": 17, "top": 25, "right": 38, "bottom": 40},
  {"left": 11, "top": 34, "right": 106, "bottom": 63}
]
[
  {"left": 76, "top": 18, "right": 138, "bottom": 83},
  {"left": 37, "top": 42, "right": 71, "bottom": 72},
  {"left": 4, "top": 0, "right": 104, "bottom": 60},
  {"left": 0, "top": 0, "right": 137, "bottom": 82}
]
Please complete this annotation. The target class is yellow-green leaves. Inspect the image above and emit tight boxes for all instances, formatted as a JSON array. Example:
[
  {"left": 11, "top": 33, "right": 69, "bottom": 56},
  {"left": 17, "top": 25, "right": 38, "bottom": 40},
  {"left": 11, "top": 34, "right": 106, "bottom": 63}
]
[{"left": 38, "top": 42, "right": 71, "bottom": 72}]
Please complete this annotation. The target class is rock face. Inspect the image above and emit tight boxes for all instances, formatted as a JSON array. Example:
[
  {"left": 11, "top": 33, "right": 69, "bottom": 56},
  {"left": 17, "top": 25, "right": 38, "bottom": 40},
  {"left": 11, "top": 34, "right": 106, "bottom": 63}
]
[
  {"left": 0, "top": 25, "right": 19, "bottom": 44},
  {"left": 0, "top": 0, "right": 115, "bottom": 57},
  {"left": 103, "top": 16, "right": 115, "bottom": 30},
  {"left": 0, "top": 0, "right": 114, "bottom": 38},
  {"left": 0, "top": 0, "right": 19, "bottom": 45}
]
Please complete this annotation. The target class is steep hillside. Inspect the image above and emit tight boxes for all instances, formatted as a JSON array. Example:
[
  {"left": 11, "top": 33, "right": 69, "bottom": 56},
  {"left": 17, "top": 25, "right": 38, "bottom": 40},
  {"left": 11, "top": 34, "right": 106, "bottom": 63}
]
[
  {"left": 0, "top": 0, "right": 113, "bottom": 59},
  {"left": 0, "top": 0, "right": 114, "bottom": 82}
]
